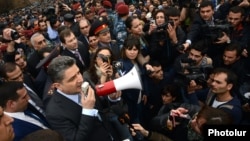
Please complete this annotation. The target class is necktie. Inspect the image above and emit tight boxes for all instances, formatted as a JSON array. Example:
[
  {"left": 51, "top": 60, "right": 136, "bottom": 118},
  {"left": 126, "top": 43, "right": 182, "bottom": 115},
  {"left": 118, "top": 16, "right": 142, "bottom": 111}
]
[
  {"left": 23, "top": 83, "right": 45, "bottom": 116},
  {"left": 74, "top": 50, "right": 85, "bottom": 66},
  {"left": 85, "top": 36, "right": 89, "bottom": 44},
  {"left": 24, "top": 110, "right": 50, "bottom": 128},
  {"left": 78, "top": 94, "right": 82, "bottom": 105}
]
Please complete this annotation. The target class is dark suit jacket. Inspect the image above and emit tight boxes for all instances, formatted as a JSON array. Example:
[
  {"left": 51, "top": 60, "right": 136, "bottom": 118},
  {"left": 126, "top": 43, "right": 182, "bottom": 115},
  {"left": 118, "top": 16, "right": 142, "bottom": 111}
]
[
  {"left": 45, "top": 91, "right": 113, "bottom": 141},
  {"left": 13, "top": 118, "right": 43, "bottom": 141},
  {"left": 78, "top": 34, "right": 89, "bottom": 49},
  {"left": 70, "top": 22, "right": 81, "bottom": 37},
  {"left": 27, "top": 51, "right": 42, "bottom": 78},
  {"left": 61, "top": 41, "right": 90, "bottom": 73}
]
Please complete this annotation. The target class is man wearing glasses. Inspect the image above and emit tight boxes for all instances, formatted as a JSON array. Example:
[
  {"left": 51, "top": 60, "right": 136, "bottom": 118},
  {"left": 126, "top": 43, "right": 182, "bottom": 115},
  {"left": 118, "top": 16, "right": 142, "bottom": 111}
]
[{"left": 78, "top": 19, "right": 91, "bottom": 48}]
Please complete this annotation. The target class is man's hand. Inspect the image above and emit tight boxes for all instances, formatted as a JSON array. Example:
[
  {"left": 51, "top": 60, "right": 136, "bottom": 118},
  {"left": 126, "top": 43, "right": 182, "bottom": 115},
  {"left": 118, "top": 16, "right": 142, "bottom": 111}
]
[
  {"left": 187, "top": 80, "right": 203, "bottom": 94},
  {"left": 81, "top": 86, "right": 96, "bottom": 109},
  {"left": 180, "top": 42, "right": 190, "bottom": 53},
  {"left": 215, "top": 32, "right": 230, "bottom": 44},
  {"left": 142, "top": 95, "right": 147, "bottom": 105},
  {"left": 131, "top": 124, "right": 149, "bottom": 137},
  {"left": 242, "top": 49, "right": 248, "bottom": 57},
  {"left": 170, "top": 107, "right": 189, "bottom": 117},
  {"left": 3, "top": 28, "right": 21, "bottom": 44},
  {"left": 167, "top": 23, "right": 177, "bottom": 43},
  {"left": 3, "top": 28, "right": 12, "bottom": 41}
]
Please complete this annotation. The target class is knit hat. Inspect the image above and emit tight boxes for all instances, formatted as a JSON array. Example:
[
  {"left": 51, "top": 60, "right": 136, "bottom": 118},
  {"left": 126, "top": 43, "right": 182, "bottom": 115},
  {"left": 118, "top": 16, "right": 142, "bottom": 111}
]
[
  {"left": 116, "top": 4, "right": 129, "bottom": 15},
  {"left": 98, "top": 8, "right": 107, "bottom": 16},
  {"left": 115, "top": 1, "right": 125, "bottom": 10},
  {"left": 103, "top": 0, "right": 112, "bottom": 8}
]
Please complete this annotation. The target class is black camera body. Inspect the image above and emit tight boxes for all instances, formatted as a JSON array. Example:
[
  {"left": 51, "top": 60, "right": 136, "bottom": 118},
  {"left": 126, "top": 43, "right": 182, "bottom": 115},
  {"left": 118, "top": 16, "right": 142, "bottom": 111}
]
[
  {"left": 43, "top": 6, "right": 58, "bottom": 25},
  {"left": 177, "top": 58, "right": 213, "bottom": 87},
  {"left": 169, "top": 115, "right": 190, "bottom": 123},
  {"left": 156, "top": 20, "right": 174, "bottom": 31},
  {"left": 203, "top": 21, "right": 233, "bottom": 42},
  {"left": 98, "top": 54, "right": 110, "bottom": 64},
  {"left": 112, "top": 61, "right": 123, "bottom": 70},
  {"left": 11, "top": 30, "right": 20, "bottom": 40}
]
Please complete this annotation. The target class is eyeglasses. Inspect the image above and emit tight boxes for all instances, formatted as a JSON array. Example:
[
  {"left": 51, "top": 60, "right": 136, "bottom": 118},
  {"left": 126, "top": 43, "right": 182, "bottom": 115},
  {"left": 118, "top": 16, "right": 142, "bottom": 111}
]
[{"left": 80, "top": 25, "right": 89, "bottom": 30}]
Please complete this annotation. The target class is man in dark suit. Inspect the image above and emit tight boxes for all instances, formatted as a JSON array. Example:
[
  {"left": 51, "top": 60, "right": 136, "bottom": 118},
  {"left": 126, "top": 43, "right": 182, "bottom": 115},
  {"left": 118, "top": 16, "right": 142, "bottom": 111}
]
[
  {"left": 181, "top": 0, "right": 220, "bottom": 58},
  {"left": 0, "top": 62, "right": 45, "bottom": 112},
  {"left": 0, "top": 81, "right": 50, "bottom": 141},
  {"left": 78, "top": 19, "right": 91, "bottom": 48},
  {"left": 46, "top": 56, "right": 131, "bottom": 141},
  {"left": 27, "top": 33, "right": 49, "bottom": 78},
  {"left": 60, "top": 28, "right": 90, "bottom": 74}
]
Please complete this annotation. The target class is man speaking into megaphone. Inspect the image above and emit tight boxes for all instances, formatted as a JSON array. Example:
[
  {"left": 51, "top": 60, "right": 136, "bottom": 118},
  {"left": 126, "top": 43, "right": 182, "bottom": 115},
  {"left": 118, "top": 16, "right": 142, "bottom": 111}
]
[{"left": 46, "top": 56, "right": 134, "bottom": 141}]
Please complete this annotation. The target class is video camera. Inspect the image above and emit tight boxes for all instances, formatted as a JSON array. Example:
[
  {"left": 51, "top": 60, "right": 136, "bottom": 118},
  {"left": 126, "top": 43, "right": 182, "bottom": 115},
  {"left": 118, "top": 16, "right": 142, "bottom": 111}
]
[
  {"left": 154, "top": 20, "right": 175, "bottom": 41},
  {"left": 178, "top": 58, "right": 213, "bottom": 87},
  {"left": 202, "top": 21, "right": 233, "bottom": 42},
  {"left": 43, "top": 6, "right": 58, "bottom": 26}
]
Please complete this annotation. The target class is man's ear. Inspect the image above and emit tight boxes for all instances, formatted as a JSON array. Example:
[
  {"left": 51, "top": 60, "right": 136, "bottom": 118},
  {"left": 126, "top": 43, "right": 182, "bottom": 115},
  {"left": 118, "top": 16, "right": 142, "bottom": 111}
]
[
  {"left": 53, "top": 82, "right": 61, "bottom": 91},
  {"left": 227, "top": 83, "right": 233, "bottom": 91},
  {"left": 6, "top": 100, "right": 15, "bottom": 110}
]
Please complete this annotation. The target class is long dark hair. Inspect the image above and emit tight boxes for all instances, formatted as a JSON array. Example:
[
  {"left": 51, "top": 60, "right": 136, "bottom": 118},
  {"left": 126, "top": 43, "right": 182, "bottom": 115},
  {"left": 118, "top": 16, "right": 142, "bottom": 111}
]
[{"left": 87, "top": 47, "right": 115, "bottom": 84}]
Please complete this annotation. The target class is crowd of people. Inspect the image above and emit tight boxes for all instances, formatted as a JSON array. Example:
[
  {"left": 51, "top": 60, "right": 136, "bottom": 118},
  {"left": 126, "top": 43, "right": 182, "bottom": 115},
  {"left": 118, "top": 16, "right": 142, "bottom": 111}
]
[{"left": 0, "top": 0, "right": 250, "bottom": 141}]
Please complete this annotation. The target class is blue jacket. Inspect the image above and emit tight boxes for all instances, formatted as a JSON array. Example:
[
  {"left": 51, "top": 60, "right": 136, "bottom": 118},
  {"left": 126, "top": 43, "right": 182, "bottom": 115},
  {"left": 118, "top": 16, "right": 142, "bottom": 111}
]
[{"left": 13, "top": 118, "right": 43, "bottom": 141}]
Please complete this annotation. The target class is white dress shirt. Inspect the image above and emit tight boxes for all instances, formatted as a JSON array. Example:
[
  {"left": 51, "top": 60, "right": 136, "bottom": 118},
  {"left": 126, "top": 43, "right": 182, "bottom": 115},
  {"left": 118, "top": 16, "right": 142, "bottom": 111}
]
[
  {"left": 57, "top": 89, "right": 99, "bottom": 117},
  {"left": 4, "top": 112, "right": 48, "bottom": 129}
]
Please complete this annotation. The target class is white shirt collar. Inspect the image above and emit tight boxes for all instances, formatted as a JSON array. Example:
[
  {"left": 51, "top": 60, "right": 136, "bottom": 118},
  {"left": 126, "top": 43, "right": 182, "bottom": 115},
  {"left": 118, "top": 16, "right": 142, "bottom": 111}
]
[
  {"left": 57, "top": 89, "right": 80, "bottom": 105},
  {"left": 4, "top": 111, "right": 25, "bottom": 119}
]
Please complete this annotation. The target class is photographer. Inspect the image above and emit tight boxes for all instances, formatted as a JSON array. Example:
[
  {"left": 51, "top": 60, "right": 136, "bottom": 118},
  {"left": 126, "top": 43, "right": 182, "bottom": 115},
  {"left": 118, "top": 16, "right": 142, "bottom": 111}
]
[
  {"left": 2, "top": 28, "right": 30, "bottom": 64},
  {"left": 182, "top": 1, "right": 217, "bottom": 52},
  {"left": 179, "top": 0, "right": 202, "bottom": 32},
  {"left": 42, "top": 6, "right": 61, "bottom": 46},
  {"left": 173, "top": 40, "right": 212, "bottom": 102},
  {"left": 147, "top": 8, "right": 186, "bottom": 71},
  {"left": 174, "top": 40, "right": 212, "bottom": 74},
  {"left": 193, "top": 68, "right": 242, "bottom": 124},
  {"left": 215, "top": 6, "right": 250, "bottom": 58}
]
